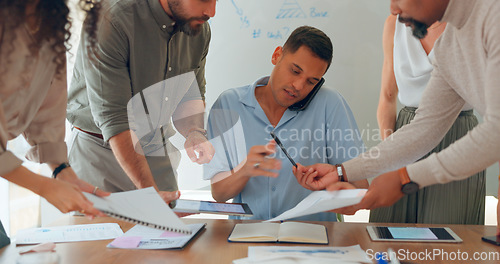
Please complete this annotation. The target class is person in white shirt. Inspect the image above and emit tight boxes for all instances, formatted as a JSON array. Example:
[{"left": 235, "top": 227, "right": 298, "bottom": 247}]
[{"left": 370, "top": 14, "right": 485, "bottom": 225}]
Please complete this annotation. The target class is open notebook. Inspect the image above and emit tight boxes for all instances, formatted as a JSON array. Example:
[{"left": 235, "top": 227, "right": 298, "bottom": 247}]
[
  {"left": 84, "top": 187, "right": 191, "bottom": 234},
  {"left": 228, "top": 222, "right": 328, "bottom": 244}
]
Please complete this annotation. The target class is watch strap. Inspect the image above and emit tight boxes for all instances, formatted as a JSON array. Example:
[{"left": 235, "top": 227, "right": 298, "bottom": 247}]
[
  {"left": 335, "top": 164, "right": 347, "bottom": 182},
  {"left": 52, "top": 162, "right": 71, "bottom": 179}
]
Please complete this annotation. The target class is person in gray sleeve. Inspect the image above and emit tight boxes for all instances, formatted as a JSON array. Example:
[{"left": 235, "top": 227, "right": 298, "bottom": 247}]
[
  {"left": 67, "top": 0, "right": 216, "bottom": 205},
  {"left": 294, "top": 0, "right": 500, "bottom": 231}
]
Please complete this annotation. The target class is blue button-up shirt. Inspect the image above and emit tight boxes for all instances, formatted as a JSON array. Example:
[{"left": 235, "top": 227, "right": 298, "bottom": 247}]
[{"left": 204, "top": 77, "right": 365, "bottom": 221}]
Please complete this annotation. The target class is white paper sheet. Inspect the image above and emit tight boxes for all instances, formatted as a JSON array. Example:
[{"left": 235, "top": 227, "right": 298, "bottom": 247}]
[
  {"left": 233, "top": 245, "right": 371, "bottom": 264},
  {"left": 15, "top": 223, "right": 123, "bottom": 245},
  {"left": 84, "top": 187, "right": 190, "bottom": 234},
  {"left": 266, "top": 189, "right": 366, "bottom": 222}
]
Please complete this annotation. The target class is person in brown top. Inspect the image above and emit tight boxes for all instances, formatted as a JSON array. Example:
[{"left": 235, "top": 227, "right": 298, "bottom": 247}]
[{"left": 0, "top": 0, "right": 108, "bottom": 248}]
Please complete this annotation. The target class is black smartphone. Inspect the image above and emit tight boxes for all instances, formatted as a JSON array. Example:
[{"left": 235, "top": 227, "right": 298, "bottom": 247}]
[
  {"left": 288, "top": 78, "right": 325, "bottom": 111},
  {"left": 270, "top": 131, "right": 297, "bottom": 168},
  {"left": 482, "top": 235, "right": 500, "bottom": 246}
]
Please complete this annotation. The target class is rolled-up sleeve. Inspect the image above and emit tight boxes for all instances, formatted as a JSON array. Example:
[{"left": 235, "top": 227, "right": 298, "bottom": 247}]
[
  {"left": 0, "top": 116, "right": 23, "bottom": 174},
  {"left": 203, "top": 98, "right": 247, "bottom": 180},
  {"left": 83, "top": 16, "right": 132, "bottom": 142},
  {"left": 23, "top": 72, "right": 69, "bottom": 165}
]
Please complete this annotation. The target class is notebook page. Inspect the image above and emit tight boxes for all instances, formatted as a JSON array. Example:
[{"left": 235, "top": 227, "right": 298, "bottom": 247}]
[
  {"left": 85, "top": 187, "right": 189, "bottom": 233},
  {"left": 229, "top": 223, "right": 280, "bottom": 241},
  {"left": 278, "top": 222, "right": 327, "bottom": 243}
]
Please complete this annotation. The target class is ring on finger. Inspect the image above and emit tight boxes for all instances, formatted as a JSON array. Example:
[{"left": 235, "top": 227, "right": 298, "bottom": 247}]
[
  {"left": 92, "top": 186, "right": 99, "bottom": 195},
  {"left": 253, "top": 162, "right": 260, "bottom": 169}
]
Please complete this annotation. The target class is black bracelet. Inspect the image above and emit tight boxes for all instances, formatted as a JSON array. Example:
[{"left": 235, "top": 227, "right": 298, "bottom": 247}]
[{"left": 52, "top": 162, "right": 71, "bottom": 179}]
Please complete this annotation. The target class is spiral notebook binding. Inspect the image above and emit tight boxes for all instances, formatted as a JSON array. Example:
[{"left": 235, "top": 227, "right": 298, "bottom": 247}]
[{"left": 102, "top": 210, "right": 191, "bottom": 234}]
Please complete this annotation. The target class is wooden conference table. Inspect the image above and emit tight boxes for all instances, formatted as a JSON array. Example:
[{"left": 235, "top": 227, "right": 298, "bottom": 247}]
[{"left": 1, "top": 216, "right": 499, "bottom": 264}]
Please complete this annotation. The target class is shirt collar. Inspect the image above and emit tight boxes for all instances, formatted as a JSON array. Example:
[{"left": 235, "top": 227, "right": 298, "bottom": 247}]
[
  {"left": 148, "top": 0, "right": 177, "bottom": 34},
  {"left": 240, "top": 76, "right": 270, "bottom": 108},
  {"left": 441, "top": 0, "right": 477, "bottom": 29}
]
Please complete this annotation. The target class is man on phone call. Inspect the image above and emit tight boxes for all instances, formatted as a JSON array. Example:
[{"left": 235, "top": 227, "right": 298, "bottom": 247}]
[{"left": 203, "top": 26, "right": 368, "bottom": 221}]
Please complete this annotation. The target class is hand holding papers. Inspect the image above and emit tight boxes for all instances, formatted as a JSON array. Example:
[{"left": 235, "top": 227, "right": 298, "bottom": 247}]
[{"left": 266, "top": 189, "right": 366, "bottom": 222}]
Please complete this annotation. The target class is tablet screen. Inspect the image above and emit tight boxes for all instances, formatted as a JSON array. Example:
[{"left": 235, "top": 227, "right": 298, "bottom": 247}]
[
  {"left": 199, "top": 202, "right": 245, "bottom": 213},
  {"left": 174, "top": 199, "right": 251, "bottom": 216},
  {"left": 388, "top": 227, "right": 438, "bottom": 240},
  {"left": 375, "top": 227, "right": 455, "bottom": 240}
]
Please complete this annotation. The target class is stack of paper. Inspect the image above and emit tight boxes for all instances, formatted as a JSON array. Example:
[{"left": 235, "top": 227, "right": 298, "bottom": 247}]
[{"left": 232, "top": 245, "right": 371, "bottom": 264}]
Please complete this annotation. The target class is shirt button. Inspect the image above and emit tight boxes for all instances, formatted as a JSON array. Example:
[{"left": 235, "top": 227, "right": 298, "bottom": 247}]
[
  {"left": 162, "top": 25, "right": 166, "bottom": 29},
  {"left": 271, "top": 186, "right": 276, "bottom": 191},
  {"left": 168, "top": 67, "right": 172, "bottom": 71},
  {"left": 165, "top": 97, "right": 169, "bottom": 102}
]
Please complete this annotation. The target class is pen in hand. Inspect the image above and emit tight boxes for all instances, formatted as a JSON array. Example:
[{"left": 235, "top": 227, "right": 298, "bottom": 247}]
[{"left": 270, "top": 132, "right": 297, "bottom": 168}]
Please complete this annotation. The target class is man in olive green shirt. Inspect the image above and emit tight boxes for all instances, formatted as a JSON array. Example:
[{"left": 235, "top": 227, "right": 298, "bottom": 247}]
[{"left": 67, "top": 0, "right": 216, "bottom": 203}]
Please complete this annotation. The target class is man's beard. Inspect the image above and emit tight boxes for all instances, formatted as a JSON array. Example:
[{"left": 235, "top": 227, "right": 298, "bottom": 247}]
[
  {"left": 168, "top": 0, "right": 209, "bottom": 36},
  {"left": 177, "top": 16, "right": 209, "bottom": 36},
  {"left": 399, "top": 16, "right": 428, "bottom": 39}
]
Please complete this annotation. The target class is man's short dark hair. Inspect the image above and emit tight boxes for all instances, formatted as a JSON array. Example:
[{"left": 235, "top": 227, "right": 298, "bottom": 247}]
[{"left": 283, "top": 26, "right": 333, "bottom": 71}]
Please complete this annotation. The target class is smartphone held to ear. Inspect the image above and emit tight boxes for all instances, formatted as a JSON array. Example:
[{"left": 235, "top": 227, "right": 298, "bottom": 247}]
[{"left": 288, "top": 78, "right": 325, "bottom": 111}]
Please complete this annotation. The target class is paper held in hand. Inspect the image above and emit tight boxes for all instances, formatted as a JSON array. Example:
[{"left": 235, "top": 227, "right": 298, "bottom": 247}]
[
  {"left": 265, "top": 189, "right": 366, "bottom": 222},
  {"left": 84, "top": 187, "right": 191, "bottom": 234}
]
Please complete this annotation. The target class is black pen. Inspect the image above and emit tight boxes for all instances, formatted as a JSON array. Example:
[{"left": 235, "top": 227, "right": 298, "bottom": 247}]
[{"left": 270, "top": 131, "right": 297, "bottom": 168}]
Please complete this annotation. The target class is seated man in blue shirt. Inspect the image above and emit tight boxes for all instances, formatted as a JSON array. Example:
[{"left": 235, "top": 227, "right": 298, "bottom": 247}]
[{"left": 204, "top": 26, "right": 368, "bottom": 221}]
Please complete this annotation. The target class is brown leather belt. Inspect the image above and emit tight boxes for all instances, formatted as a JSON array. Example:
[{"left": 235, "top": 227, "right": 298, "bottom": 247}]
[{"left": 74, "top": 126, "right": 104, "bottom": 140}]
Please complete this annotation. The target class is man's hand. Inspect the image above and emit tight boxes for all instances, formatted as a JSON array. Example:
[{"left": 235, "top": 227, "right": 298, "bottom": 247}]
[
  {"left": 159, "top": 190, "right": 181, "bottom": 205},
  {"left": 330, "top": 171, "right": 404, "bottom": 215},
  {"left": 184, "top": 131, "right": 215, "bottom": 164},
  {"left": 293, "top": 163, "right": 338, "bottom": 191},
  {"left": 241, "top": 141, "right": 281, "bottom": 178}
]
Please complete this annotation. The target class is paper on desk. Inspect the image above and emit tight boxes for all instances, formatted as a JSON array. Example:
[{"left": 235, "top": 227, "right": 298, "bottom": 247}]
[
  {"left": 266, "top": 189, "right": 366, "bottom": 222},
  {"left": 107, "top": 223, "right": 205, "bottom": 249},
  {"left": 233, "top": 245, "right": 371, "bottom": 264},
  {"left": 15, "top": 223, "right": 123, "bottom": 245},
  {"left": 233, "top": 256, "right": 361, "bottom": 264}
]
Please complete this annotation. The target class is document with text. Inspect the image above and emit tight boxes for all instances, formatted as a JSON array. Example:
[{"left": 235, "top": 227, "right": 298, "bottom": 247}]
[{"left": 16, "top": 223, "right": 123, "bottom": 245}]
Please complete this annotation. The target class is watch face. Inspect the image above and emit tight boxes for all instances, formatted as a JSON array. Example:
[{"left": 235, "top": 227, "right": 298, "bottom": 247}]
[{"left": 401, "top": 182, "right": 419, "bottom": 194}]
